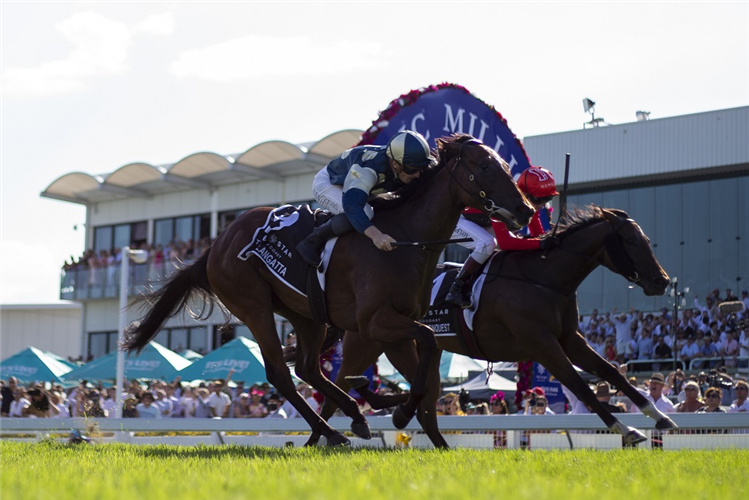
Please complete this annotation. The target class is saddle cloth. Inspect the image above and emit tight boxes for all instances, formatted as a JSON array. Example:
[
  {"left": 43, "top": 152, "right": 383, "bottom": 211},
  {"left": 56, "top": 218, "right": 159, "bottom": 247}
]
[
  {"left": 237, "top": 204, "right": 333, "bottom": 297},
  {"left": 424, "top": 253, "right": 495, "bottom": 336}
]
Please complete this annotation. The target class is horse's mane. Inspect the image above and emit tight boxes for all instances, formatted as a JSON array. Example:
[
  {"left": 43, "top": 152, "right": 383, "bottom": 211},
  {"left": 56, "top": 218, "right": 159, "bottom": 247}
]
[
  {"left": 368, "top": 134, "right": 475, "bottom": 210},
  {"left": 551, "top": 205, "right": 608, "bottom": 239}
]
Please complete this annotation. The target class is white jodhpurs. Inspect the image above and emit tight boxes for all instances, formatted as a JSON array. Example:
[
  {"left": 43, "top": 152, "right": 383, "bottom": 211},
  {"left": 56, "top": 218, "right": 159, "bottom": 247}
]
[
  {"left": 451, "top": 215, "right": 497, "bottom": 265},
  {"left": 311, "top": 168, "right": 374, "bottom": 219}
]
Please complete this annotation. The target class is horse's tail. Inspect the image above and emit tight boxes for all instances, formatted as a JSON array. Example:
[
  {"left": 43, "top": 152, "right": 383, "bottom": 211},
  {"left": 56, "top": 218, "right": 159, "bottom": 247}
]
[{"left": 122, "top": 248, "right": 216, "bottom": 353}]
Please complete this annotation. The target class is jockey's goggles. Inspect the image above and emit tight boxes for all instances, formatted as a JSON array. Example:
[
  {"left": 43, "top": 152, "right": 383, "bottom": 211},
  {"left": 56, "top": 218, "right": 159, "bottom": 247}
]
[
  {"left": 528, "top": 194, "right": 554, "bottom": 206},
  {"left": 400, "top": 163, "right": 424, "bottom": 175}
]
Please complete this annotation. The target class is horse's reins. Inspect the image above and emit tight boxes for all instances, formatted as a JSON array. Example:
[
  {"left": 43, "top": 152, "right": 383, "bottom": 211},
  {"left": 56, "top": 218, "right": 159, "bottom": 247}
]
[{"left": 483, "top": 212, "right": 642, "bottom": 294}]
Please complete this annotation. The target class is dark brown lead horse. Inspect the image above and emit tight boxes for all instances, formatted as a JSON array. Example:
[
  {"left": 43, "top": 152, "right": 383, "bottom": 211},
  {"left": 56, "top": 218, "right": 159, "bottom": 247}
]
[
  {"left": 317, "top": 207, "right": 677, "bottom": 447},
  {"left": 123, "top": 134, "right": 534, "bottom": 445}
]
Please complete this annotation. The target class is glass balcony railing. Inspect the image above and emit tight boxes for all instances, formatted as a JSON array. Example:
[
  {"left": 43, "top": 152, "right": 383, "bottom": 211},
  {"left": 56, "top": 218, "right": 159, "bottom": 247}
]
[{"left": 59, "top": 261, "right": 187, "bottom": 300}]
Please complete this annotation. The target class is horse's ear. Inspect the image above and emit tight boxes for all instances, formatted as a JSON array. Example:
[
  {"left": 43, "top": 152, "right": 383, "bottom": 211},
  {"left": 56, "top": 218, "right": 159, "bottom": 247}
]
[{"left": 441, "top": 140, "right": 462, "bottom": 157}]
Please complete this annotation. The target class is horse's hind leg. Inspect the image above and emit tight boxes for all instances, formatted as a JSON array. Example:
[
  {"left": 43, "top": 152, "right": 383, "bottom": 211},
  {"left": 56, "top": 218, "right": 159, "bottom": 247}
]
[
  {"left": 534, "top": 337, "right": 648, "bottom": 446},
  {"left": 306, "top": 331, "right": 384, "bottom": 447},
  {"left": 562, "top": 331, "right": 677, "bottom": 431},
  {"left": 290, "top": 318, "right": 371, "bottom": 440},
  {"left": 363, "top": 306, "right": 437, "bottom": 429},
  {"left": 219, "top": 295, "right": 349, "bottom": 446}
]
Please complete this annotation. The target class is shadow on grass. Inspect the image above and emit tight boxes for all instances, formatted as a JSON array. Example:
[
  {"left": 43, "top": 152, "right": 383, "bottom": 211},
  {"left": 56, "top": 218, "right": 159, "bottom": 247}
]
[{"left": 36, "top": 440, "right": 414, "bottom": 460}]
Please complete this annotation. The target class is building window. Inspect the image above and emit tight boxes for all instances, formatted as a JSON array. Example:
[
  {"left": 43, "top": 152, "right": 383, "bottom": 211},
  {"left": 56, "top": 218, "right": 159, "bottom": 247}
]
[
  {"left": 93, "top": 221, "right": 147, "bottom": 254},
  {"left": 153, "top": 213, "right": 210, "bottom": 247},
  {"left": 153, "top": 326, "right": 209, "bottom": 354},
  {"left": 88, "top": 331, "right": 118, "bottom": 359}
]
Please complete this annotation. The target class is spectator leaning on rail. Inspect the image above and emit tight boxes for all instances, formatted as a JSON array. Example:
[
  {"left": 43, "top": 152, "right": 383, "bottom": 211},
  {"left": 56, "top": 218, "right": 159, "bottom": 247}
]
[{"left": 296, "top": 130, "right": 435, "bottom": 270}]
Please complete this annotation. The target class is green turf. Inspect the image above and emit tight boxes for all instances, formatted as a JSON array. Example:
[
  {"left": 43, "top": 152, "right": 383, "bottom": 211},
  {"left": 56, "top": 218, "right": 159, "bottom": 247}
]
[{"left": 1, "top": 442, "right": 747, "bottom": 500}]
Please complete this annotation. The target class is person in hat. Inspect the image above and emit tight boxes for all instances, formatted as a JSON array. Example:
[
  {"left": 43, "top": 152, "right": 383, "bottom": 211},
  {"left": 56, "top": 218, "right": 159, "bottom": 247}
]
[
  {"left": 630, "top": 372, "right": 675, "bottom": 414},
  {"left": 595, "top": 381, "right": 627, "bottom": 413},
  {"left": 521, "top": 387, "right": 554, "bottom": 415}
]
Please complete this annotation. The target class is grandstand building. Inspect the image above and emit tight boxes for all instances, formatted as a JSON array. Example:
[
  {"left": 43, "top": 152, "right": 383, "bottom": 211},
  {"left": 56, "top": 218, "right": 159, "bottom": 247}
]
[{"left": 41, "top": 105, "right": 749, "bottom": 360}]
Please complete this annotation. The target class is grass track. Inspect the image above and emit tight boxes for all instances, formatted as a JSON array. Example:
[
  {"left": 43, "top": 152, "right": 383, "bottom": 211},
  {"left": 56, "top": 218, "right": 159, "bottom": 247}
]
[{"left": 2, "top": 442, "right": 747, "bottom": 500}]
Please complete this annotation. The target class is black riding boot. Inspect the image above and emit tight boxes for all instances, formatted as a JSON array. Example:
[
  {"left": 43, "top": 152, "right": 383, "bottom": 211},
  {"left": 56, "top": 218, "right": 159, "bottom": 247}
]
[
  {"left": 445, "top": 257, "right": 483, "bottom": 309},
  {"left": 296, "top": 213, "right": 354, "bottom": 269}
]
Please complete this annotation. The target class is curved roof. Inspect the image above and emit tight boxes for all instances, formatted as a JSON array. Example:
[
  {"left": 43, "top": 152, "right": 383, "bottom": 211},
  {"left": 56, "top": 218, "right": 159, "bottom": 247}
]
[{"left": 41, "top": 129, "right": 364, "bottom": 205}]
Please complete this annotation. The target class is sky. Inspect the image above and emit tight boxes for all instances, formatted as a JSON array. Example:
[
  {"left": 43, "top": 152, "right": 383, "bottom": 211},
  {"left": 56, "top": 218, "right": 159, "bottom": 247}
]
[{"left": 1, "top": 1, "right": 748, "bottom": 304}]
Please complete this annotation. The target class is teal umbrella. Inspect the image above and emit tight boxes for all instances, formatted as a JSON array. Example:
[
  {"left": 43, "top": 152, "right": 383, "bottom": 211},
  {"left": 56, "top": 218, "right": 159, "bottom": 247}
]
[
  {"left": 43, "top": 350, "right": 80, "bottom": 369},
  {"left": 179, "top": 349, "right": 204, "bottom": 361},
  {"left": 0, "top": 346, "right": 73, "bottom": 384},
  {"left": 63, "top": 342, "right": 191, "bottom": 382},
  {"left": 178, "top": 337, "right": 267, "bottom": 383}
]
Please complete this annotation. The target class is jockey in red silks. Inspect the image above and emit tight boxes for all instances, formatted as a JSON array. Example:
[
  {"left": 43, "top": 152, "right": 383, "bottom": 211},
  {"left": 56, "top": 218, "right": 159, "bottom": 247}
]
[{"left": 445, "top": 166, "right": 560, "bottom": 309}]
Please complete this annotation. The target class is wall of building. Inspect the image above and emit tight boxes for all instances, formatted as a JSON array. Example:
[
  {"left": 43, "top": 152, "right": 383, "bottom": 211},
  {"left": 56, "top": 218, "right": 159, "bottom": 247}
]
[
  {"left": 0, "top": 304, "right": 82, "bottom": 359},
  {"left": 523, "top": 106, "right": 749, "bottom": 188}
]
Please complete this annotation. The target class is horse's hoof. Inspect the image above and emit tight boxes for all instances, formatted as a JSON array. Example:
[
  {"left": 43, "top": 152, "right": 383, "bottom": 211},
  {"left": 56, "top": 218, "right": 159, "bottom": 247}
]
[
  {"left": 351, "top": 421, "right": 371, "bottom": 440},
  {"left": 392, "top": 404, "right": 415, "bottom": 430},
  {"left": 345, "top": 376, "right": 370, "bottom": 391},
  {"left": 304, "top": 432, "right": 322, "bottom": 447},
  {"left": 623, "top": 429, "right": 648, "bottom": 446},
  {"left": 325, "top": 432, "right": 351, "bottom": 447},
  {"left": 655, "top": 417, "right": 678, "bottom": 431}
]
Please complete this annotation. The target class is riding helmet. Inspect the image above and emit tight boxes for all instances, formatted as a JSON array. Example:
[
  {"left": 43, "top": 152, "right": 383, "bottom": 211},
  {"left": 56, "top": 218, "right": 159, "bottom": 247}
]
[
  {"left": 518, "top": 166, "right": 559, "bottom": 198},
  {"left": 385, "top": 130, "right": 435, "bottom": 169}
]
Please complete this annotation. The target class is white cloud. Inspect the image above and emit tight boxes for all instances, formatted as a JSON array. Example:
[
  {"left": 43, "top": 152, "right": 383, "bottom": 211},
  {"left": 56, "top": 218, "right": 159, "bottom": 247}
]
[
  {"left": 170, "top": 35, "right": 385, "bottom": 82},
  {"left": 134, "top": 12, "right": 175, "bottom": 36},
  {"left": 2, "top": 11, "right": 173, "bottom": 98},
  {"left": 2, "top": 12, "right": 132, "bottom": 98}
]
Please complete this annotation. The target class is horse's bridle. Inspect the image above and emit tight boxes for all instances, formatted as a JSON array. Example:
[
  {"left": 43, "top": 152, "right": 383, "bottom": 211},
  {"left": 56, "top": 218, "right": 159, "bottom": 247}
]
[
  {"left": 487, "top": 212, "right": 643, "bottom": 295},
  {"left": 601, "top": 215, "right": 642, "bottom": 285},
  {"left": 554, "top": 212, "right": 642, "bottom": 285},
  {"left": 445, "top": 139, "right": 516, "bottom": 222}
]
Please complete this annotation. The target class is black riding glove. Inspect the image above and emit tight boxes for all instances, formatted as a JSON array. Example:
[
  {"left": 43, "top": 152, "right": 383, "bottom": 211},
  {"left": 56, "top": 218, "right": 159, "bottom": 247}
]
[{"left": 539, "top": 237, "right": 559, "bottom": 251}]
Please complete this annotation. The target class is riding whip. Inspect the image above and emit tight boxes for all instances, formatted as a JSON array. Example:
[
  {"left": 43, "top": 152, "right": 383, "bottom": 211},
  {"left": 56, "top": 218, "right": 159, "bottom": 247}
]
[
  {"left": 542, "top": 153, "right": 570, "bottom": 260},
  {"left": 392, "top": 238, "right": 473, "bottom": 248}
]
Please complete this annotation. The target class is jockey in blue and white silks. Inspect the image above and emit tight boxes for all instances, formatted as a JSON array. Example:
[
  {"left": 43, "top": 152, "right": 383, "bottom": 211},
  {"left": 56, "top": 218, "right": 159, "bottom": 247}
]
[{"left": 296, "top": 130, "right": 435, "bottom": 269}]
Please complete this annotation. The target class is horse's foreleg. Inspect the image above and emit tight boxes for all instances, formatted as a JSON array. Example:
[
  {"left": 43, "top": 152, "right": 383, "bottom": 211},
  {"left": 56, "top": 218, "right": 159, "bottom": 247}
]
[
  {"left": 563, "top": 332, "right": 677, "bottom": 431},
  {"left": 536, "top": 337, "right": 648, "bottom": 447},
  {"left": 292, "top": 321, "right": 371, "bottom": 441},
  {"left": 414, "top": 349, "right": 449, "bottom": 449}
]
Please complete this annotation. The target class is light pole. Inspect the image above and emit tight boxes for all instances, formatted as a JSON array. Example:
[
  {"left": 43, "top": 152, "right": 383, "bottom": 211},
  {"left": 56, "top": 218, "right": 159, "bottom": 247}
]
[
  {"left": 668, "top": 277, "right": 689, "bottom": 376},
  {"left": 116, "top": 246, "right": 149, "bottom": 419}
]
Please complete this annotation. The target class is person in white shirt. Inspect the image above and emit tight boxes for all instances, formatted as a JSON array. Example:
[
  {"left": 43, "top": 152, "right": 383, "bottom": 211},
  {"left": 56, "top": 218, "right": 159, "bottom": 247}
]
[
  {"left": 612, "top": 311, "right": 635, "bottom": 363},
  {"left": 9, "top": 389, "right": 30, "bottom": 417},
  {"left": 207, "top": 380, "right": 232, "bottom": 418},
  {"left": 729, "top": 380, "right": 749, "bottom": 412},
  {"left": 101, "top": 387, "right": 117, "bottom": 417},
  {"left": 179, "top": 387, "right": 197, "bottom": 418},
  {"left": 630, "top": 372, "right": 676, "bottom": 414}
]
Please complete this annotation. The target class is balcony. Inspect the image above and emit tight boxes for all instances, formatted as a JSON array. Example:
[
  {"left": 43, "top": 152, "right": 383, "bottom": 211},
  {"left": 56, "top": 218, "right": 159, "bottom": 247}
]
[{"left": 59, "top": 261, "right": 184, "bottom": 300}]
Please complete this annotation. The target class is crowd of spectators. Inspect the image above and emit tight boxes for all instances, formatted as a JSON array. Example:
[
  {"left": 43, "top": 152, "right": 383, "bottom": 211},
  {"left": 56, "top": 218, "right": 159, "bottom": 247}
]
[
  {"left": 61, "top": 238, "right": 214, "bottom": 286},
  {"left": 0, "top": 371, "right": 326, "bottom": 421},
  {"left": 577, "top": 288, "right": 749, "bottom": 371}
]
